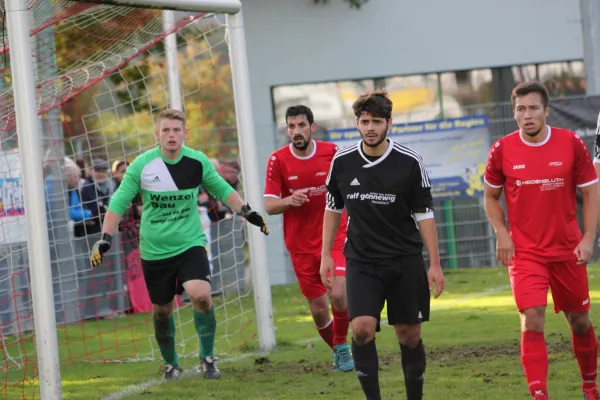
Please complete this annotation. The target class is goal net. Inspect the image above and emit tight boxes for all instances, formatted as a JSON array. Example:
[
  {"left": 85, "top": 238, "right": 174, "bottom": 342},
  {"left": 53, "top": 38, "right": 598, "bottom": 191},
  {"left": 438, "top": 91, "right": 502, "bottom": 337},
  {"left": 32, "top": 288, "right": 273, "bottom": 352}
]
[{"left": 0, "top": 2, "right": 264, "bottom": 398}]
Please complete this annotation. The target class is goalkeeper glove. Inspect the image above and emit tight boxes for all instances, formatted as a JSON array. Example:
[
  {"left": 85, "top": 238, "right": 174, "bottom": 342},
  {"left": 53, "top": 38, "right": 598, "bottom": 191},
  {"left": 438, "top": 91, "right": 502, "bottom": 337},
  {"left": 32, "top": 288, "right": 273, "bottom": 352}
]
[
  {"left": 239, "top": 204, "right": 269, "bottom": 235},
  {"left": 90, "top": 233, "right": 112, "bottom": 268}
]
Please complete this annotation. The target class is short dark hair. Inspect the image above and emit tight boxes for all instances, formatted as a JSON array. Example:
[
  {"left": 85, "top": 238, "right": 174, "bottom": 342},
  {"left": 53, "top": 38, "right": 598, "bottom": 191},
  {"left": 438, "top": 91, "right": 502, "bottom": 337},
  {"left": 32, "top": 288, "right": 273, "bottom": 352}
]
[
  {"left": 352, "top": 89, "right": 393, "bottom": 120},
  {"left": 285, "top": 105, "right": 314, "bottom": 125},
  {"left": 511, "top": 81, "right": 549, "bottom": 109}
]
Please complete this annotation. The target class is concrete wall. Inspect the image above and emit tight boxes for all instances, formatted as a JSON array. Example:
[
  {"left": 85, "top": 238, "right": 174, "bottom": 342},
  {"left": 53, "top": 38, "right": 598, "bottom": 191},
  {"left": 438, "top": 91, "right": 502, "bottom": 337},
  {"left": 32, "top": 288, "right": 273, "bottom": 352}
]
[{"left": 242, "top": 0, "right": 583, "bottom": 284}]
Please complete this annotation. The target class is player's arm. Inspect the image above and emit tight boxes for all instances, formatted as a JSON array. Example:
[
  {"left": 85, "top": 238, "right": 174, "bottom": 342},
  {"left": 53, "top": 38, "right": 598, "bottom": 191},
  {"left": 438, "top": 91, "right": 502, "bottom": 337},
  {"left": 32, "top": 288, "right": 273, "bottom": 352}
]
[
  {"left": 102, "top": 161, "right": 142, "bottom": 235},
  {"left": 573, "top": 133, "right": 600, "bottom": 244},
  {"left": 90, "top": 161, "right": 141, "bottom": 268},
  {"left": 483, "top": 184, "right": 506, "bottom": 233},
  {"left": 580, "top": 183, "right": 599, "bottom": 240},
  {"left": 410, "top": 157, "right": 444, "bottom": 297},
  {"left": 322, "top": 159, "right": 344, "bottom": 257},
  {"left": 409, "top": 160, "right": 440, "bottom": 266},
  {"left": 593, "top": 112, "right": 600, "bottom": 226},
  {"left": 482, "top": 142, "right": 513, "bottom": 265},
  {"left": 482, "top": 141, "right": 507, "bottom": 234},
  {"left": 593, "top": 112, "right": 600, "bottom": 174},
  {"left": 198, "top": 152, "right": 269, "bottom": 234},
  {"left": 263, "top": 154, "right": 293, "bottom": 215}
]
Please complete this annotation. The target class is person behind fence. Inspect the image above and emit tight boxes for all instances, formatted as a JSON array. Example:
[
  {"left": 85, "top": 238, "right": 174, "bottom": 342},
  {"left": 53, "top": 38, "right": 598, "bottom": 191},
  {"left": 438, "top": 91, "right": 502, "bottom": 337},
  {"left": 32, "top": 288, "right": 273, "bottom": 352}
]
[
  {"left": 64, "top": 158, "right": 94, "bottom": 237},
  {"left": 80, "top": 159, "right": 115, "bottom": 235},
  {"left": 88, "top": 109, "right": 269, "bottom": 381},
  {"left": 483, "top": 81, "right": 600, "bottom": 400},
  {"left": 75, "top": 158, "right": 88, "bottom": 188},
  {"left": 201, "top": 158, "right": 247, "bottom": 295}
]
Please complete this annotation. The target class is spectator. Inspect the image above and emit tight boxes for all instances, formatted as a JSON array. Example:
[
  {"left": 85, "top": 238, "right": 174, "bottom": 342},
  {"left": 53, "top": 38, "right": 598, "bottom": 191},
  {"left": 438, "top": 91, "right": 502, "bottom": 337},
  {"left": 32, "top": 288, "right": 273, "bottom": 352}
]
[
  {"left": 80, "top": 159, "right": 115, "bottom": 235},
  {"left": 112, "top": 160, "right": 142, "bottom": 230},
  {"left": 202, "top": 159, "right": 247, "bottom": 295},
  {"left": 64, "top": 159, "right": 94, "bottom": 237},
  {"left": 75, "top": 159, "right": 88, "bottom": 188},
  {"left": 112, "top": 160, "right": 128, "bottom": 188}
]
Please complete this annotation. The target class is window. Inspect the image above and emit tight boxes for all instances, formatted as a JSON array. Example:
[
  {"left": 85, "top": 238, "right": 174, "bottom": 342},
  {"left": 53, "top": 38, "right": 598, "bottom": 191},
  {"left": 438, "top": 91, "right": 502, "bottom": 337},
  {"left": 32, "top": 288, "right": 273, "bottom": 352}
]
[
  {"left": 538, "top": 61, "right": 586, "bottom": 97},
  {"left": 381, "top": 74, "right": 441, "bottom": 123},
  {"left": 439, "top": 69, "right": 493, "bottom": 117}
]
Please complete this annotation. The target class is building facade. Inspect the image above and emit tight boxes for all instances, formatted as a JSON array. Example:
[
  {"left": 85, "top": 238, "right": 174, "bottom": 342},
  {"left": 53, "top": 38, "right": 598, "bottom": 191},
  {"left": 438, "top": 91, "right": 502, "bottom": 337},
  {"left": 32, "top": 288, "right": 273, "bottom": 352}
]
[{"left": 242, "top": 0, "right": 586, "bottom": 284}]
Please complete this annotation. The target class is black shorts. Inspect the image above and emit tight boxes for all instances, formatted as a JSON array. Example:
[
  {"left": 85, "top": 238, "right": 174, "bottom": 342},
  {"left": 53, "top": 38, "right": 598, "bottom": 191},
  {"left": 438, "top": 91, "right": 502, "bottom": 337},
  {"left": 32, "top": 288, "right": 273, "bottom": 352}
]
[
  {"left": 141, "top": 246, "right": 211, "bottom": 305},
  {"left": 346, "top": 253, "right": 430, "bottom": 326}
]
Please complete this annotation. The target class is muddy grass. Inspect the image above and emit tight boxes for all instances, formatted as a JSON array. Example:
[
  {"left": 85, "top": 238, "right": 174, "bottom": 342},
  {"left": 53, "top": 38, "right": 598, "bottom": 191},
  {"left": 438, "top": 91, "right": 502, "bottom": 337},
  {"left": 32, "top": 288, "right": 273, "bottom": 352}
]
[{"left": 240, "top": 331, "right": 584, "bottom": 377}]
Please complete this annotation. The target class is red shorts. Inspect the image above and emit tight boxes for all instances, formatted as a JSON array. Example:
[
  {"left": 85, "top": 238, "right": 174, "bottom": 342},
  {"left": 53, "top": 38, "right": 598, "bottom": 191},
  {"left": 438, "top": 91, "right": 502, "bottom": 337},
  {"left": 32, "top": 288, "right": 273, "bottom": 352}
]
[
  {"left": 289, "top": 251, "right": 346, "bottom": 299},
  {"left": 509, "top": 258, "right": 591, "bottom": 313}
]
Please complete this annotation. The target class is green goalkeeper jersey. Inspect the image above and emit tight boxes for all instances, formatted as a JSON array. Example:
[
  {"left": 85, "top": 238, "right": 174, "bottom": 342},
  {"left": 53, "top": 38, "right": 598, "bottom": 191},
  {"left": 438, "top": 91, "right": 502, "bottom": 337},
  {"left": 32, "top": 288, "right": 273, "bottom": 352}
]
[{"left": 108, "top": 145, "right": 235, "bottom": 260}]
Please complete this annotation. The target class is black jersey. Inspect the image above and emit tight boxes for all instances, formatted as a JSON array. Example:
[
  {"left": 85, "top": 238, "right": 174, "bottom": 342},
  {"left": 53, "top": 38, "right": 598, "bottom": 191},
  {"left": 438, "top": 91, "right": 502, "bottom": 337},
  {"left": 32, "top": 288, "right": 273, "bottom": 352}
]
[{"left": 325, "top": 139, "right": 434, "bottom": 263}]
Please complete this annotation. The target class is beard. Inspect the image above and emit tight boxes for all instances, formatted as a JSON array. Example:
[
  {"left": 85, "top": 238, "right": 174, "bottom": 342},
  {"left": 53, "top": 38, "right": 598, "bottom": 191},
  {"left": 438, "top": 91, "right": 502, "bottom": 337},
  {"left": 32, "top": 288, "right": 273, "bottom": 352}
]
[
  {"left": 292, "top": 136, "right": 310, "bottom": 151},
  {"left": 523, "top": 127, "right": 542, "bottom": 137},
  {"left": 361, "top": 131, "right": 388, "bottom": 148}
]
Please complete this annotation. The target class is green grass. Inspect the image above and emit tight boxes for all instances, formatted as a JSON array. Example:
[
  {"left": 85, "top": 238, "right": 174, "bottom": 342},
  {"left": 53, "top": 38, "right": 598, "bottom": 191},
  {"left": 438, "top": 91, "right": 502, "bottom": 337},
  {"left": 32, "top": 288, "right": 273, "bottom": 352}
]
[{"left": 5, "top": 265, "right": 600, "bottom": 399}]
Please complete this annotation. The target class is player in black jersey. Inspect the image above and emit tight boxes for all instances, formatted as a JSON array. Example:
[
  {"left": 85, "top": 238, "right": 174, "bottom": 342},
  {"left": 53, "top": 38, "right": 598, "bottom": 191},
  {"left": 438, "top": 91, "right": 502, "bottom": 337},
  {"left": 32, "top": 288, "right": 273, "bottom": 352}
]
[{"left": 320, "top": 90, "right": 445, "bottom": 400}]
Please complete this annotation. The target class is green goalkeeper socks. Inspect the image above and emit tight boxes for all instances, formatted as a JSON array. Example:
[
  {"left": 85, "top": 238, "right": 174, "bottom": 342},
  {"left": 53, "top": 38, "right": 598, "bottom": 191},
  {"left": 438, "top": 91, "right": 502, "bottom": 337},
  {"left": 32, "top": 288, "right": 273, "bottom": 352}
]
[
  {"left": 194, "top": 306, "right": 216, "bottom": 359},
  {"left": 153, "top": 314, "right": 179, "bottom": 367}
]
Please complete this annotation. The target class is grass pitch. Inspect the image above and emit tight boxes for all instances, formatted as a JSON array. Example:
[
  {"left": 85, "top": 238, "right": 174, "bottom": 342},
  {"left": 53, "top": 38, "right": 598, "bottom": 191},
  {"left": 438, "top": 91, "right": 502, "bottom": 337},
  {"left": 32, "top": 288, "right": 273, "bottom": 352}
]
[{"left": 6, "top": 265, "right": 600, "bottom": 399}]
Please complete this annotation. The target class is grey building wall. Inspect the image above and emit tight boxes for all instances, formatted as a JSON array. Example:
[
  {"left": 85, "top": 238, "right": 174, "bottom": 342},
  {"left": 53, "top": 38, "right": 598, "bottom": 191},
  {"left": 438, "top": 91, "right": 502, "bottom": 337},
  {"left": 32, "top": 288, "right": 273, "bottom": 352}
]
[{"left": 242, "top": 0, "right": 583, "bottom": 284}]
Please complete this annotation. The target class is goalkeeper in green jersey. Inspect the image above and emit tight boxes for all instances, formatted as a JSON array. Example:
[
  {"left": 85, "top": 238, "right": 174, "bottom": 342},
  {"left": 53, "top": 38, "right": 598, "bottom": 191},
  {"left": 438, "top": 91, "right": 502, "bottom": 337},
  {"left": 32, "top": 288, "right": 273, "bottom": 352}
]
[{"left": 89, "top": 109, "right": 269, "bottom": 380}]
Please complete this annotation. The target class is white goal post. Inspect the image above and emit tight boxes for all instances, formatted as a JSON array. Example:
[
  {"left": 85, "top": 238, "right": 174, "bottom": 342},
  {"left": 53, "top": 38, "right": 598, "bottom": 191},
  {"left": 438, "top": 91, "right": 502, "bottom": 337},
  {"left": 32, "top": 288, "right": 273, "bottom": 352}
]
[{"left": 4, "top": 0, "right": 275, "bottom": 398}]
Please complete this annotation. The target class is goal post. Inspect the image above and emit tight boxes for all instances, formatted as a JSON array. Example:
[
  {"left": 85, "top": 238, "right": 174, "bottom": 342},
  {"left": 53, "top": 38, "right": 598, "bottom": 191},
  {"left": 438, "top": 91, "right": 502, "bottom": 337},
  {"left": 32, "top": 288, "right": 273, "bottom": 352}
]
[
  {"left": 4, "top": 0, "right": 275, "bottom": 398},
  {"left": 5, "top": 1, "right": 62, "bottom": 400},
  {"left": 69, "top": 0, "right": 242, "bottom": 13},
  {"left": 225, "top": 9, "right": 277, "bottom": 353}
]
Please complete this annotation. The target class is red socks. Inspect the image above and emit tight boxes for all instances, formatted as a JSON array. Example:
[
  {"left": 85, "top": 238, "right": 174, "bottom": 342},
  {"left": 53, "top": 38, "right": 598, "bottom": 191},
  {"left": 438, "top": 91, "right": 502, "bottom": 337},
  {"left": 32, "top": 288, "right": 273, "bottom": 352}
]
[
  {"left": 316, "top": 308, "right": 350, "bottom": 349},
  {"left": 317, "top": 319, "right": 334, "bottom": 349},
  {"left": 521, "top": 331, "right": 549, "bottom": 397},
  {"left": 332, "top": 308, "right": 349, "bottom": 346},
  {"left": 573, "top": 325, "right": 598, "bottom": 391}
]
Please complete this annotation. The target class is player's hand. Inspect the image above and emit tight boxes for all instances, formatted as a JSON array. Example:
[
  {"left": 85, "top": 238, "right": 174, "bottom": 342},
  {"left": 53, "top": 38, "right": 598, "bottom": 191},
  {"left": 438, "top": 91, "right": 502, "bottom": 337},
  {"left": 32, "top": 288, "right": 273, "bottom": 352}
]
[
  {"left": 240, "top": 204, "right": 269, "bottom": 235},
  {"left": 496, "top": 229, "right": 515, "bottom": 267},
  {"left": 427, "top": 264, "right": 445, "bottom": 299},
  {"left": 574, "top": 237, "right": 594, "bottom": 265},
  {"left": 289, "top": 189, "right": 310, "bottom": 207},
  {"left": 319, "top": 254, "right": 335, "bottom": 289},
  {"left": 90, "top": 233, "right": 112, "bottom": 268}
]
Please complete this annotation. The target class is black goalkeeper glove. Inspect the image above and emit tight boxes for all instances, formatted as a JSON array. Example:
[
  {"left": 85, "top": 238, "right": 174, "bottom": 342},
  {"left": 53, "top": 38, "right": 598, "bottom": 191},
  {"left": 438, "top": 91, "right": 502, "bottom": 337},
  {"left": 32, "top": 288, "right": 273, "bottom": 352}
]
[
  {"left": 90, "top": 233, "right": 112, "bottom": 268},
  {"left": 239, "top": 204, "right": 269, "bottom": 235}
]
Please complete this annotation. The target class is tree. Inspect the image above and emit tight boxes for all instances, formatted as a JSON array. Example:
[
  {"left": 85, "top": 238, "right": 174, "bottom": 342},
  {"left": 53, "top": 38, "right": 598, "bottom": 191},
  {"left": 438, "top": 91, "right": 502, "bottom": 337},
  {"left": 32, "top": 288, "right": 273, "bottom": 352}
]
[
  {"left": 313, "top": 0, "right": 369, "bottom": 9},
  {"left": 53, "top": 8, "right": 161, "bottom": 141},
  {"left": 99, "top": 33, "right": 237, "bottom": 162}
]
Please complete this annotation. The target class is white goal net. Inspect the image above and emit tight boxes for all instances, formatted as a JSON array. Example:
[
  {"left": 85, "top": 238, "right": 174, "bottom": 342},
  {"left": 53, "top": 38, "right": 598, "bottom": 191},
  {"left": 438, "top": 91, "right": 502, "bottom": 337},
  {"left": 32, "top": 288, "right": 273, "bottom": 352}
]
[{"left": 0, "top": 1, "right": 268, "bottom": 398}]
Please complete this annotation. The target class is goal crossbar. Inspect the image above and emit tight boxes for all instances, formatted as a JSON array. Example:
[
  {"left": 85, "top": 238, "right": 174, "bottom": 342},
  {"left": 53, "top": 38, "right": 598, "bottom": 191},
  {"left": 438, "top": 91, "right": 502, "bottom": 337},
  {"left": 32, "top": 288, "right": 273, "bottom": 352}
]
[{"left": 68, "top": 0, "right": 241, "bottom": 13}]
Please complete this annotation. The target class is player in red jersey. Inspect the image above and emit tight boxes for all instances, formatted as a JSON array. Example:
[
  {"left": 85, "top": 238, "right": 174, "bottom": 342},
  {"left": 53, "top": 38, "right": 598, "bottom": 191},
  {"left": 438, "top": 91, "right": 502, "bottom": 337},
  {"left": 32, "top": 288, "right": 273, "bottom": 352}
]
[
  {"left": 263, "top": 105, "right": 354, "bottom": 372},
  {"left": 484, "top": 81, "right": 600, "bottom": 400}
]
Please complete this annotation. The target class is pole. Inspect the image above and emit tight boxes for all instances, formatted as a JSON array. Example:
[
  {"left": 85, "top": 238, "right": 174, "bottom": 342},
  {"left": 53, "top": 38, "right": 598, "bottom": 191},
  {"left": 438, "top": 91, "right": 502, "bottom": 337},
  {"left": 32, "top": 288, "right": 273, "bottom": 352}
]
[
  {"left": 68, "top": 0, "right": 241, "bottom": 13},
  {"left": 162, "top": 10, "right": 183, "bottom": 111},
  {"left": 436, "top": 75, "right": 458, "bottom": 269},
  {"left": 35, "top": 0, "right": 81, "bottom": 326},
  {"left": 226, "top": 10, "right": 276, "bottom": 352},
  {"left": 581, "top": 0, "right": 600, "bottom": 95},
  {"left": 5, "top": 0, "right": 62, "bottom": 398}
]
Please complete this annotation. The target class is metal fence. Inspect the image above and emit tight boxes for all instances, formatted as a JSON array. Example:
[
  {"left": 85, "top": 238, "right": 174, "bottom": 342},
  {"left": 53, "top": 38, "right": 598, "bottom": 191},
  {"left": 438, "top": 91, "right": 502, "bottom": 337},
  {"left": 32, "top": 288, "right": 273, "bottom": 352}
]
[{"left": 274, "top": 95, "right": 600, "bottom": 270}]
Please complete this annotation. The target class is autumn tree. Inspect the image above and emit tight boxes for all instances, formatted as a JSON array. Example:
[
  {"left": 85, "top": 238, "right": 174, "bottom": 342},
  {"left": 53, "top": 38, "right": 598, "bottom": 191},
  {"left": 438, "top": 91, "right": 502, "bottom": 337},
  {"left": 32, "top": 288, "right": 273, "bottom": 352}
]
[
  {"left": 54, "top": 7, "right": 161, "bottom": 142},
  {"left": 99, "top": 27, "right": 237, "bottom": 162}
]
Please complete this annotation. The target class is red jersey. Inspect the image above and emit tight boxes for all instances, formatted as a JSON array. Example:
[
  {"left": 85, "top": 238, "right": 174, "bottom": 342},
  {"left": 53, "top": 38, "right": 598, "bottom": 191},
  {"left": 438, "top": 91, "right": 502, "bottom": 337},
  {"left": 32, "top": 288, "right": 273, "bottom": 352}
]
[
  {"left": 264, "top": 140, "right": 347, "bottom": 254},
  {"left": 484, "top": 126, "right": 598, "bottom": 262}
]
